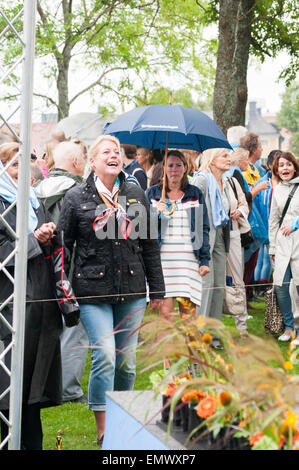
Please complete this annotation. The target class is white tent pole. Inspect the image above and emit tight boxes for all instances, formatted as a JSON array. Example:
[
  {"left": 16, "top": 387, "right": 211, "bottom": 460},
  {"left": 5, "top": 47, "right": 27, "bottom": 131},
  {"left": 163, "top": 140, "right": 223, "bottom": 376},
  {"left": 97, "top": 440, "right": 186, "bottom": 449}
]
[{"left": 8, "top": 0, "right": 37, "bottom": 450}]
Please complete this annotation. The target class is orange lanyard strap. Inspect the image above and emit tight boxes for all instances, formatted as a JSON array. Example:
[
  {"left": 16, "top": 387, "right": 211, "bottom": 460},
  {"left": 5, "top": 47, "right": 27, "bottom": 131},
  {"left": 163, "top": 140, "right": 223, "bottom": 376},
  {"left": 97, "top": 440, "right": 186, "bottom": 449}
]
[{"left": 93, "top": 189, "right": 132, "bottom": 240}]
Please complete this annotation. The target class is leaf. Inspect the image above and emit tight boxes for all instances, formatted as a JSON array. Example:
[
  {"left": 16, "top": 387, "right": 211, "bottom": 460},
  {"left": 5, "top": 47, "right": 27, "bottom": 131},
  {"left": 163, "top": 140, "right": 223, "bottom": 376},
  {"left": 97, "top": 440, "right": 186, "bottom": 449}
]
[{"left": 252, "top": 436, "right": 279, "bottom": 450}]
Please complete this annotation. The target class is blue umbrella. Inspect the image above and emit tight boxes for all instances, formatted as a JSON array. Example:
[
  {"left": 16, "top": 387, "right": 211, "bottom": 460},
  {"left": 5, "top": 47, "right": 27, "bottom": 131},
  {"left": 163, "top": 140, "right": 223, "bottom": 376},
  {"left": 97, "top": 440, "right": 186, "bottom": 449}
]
[
  {"left": 103, "top": 104, "right": 231, "bottom": 153},
  {"left": 103, "top": 104, "right": 231, "bottom": 213}
]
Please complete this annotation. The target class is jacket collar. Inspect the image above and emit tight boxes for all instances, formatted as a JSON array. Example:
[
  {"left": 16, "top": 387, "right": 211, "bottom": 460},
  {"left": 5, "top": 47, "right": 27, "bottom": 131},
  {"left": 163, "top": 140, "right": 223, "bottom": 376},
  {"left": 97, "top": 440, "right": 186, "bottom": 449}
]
[
  {"left": 49, "top": 168, "right": 83, "bottom": 185},
  {"left": 85, "top": 170, "right": 127, "bottom": 203}
]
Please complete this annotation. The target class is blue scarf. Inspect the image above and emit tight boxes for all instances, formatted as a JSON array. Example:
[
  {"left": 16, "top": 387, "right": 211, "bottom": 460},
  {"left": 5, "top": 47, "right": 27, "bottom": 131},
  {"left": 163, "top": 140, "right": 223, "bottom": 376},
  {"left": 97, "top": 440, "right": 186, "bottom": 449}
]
[
  {"left": 0, "top": 161, "right": 40, "bottom": 233},
  {"left": 192, "top": 170, "right": 229, "bottom": 229}
]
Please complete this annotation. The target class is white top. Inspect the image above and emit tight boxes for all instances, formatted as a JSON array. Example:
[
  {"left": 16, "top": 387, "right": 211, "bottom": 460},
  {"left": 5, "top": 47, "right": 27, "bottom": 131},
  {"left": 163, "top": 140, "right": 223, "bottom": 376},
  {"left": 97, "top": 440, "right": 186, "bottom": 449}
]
[{"left": 160, "top": 199, "right": 202, "bottom": 306}]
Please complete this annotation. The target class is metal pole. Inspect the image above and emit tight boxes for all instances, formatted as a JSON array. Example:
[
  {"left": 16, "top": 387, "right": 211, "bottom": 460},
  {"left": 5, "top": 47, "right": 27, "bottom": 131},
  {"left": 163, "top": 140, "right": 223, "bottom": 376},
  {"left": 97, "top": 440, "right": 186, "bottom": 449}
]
[{"left": 8, "top": 0, "right": 37, "bottom": 450}]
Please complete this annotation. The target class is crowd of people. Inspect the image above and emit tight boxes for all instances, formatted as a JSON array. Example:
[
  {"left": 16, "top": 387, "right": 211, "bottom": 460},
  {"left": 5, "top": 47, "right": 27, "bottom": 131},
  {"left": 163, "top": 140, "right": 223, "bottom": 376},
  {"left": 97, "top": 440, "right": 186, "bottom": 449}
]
[{"left": 0, "top": 123, "right": 298, "bottom": 449}]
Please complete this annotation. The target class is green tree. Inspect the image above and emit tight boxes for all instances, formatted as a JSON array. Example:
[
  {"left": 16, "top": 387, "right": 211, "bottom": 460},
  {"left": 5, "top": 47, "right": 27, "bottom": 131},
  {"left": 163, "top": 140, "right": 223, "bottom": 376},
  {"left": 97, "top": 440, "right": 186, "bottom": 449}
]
[
  {"left": 0, "top": 0, "right": 215, "bottom": 120},
  {"left": 205, "top": 0, "right": 298, "bottom": 134},
  {"left": 277, "top": 82, "right": 299, "bottom": 156}
]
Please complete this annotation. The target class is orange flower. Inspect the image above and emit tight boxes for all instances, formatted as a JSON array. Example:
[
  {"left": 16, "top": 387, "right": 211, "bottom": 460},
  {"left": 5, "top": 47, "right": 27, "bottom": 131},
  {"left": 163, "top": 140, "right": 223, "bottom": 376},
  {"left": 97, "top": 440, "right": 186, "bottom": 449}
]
[
  {"left": 293, "top": 433, "right": 299, "bottom": 448},
  {"left": 179, "top": 372, "right": 192, "bottom": 381},
  {"left": 249, "top": 432, "right": 264, "bottom": 446},
  {"left": 281, "top": 410, "right": 298, "bottom": 437},
  {"left": 165, "top": 383, "right": 178, "bottom": 397},
  {"left": 196, "top": 395, "right": 218, "bottom": 419},
  {"left": 201, "top": 333, "right": 212, "bottom": 345},
  {"left": 283, "top": 361, "right": 293, "bottom": 371},
  {"left": 219, "top": 391, "right": 232, "bottom": 406},
  {"left": 182, "top": 389, "right": 206, "bottom": 404},
  {"left": 279, "top": 436, "right": 285, "bottom": 449}
]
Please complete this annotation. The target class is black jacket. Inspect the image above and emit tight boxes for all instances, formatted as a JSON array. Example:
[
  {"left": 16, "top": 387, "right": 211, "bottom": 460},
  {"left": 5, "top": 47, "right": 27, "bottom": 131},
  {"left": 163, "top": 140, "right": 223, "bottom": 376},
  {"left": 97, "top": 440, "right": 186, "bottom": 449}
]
[
  {"left": 57, "top": 171, "right": 165, "bottom": 304},
  {"left": 0, "top": 197, "right": 62, "bottom": 410}
]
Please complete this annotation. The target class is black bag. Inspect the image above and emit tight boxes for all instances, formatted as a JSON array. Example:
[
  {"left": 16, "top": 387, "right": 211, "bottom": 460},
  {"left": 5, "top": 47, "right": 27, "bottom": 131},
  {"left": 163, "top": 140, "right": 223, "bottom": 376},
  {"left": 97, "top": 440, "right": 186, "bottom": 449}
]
[
  {"left": 47, "top": 231, "right": 80, "bottom": 327},
  {"left": 240, "top": 229, "right": 254, "bottom": 248}
]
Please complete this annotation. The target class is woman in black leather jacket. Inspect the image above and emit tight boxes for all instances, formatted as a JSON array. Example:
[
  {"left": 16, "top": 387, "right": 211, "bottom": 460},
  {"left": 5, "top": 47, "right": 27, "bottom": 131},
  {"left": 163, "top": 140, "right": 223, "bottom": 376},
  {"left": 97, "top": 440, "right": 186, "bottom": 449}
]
[{"left": 57, "top": 134, "right": 165, "bottom": 446}]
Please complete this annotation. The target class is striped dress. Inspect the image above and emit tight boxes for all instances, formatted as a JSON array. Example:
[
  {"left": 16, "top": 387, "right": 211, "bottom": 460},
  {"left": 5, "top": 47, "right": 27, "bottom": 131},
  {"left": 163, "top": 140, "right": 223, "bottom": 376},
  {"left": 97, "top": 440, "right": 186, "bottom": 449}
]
[{"left": 160, "top": 199, "right": 202, "bottom": 306}]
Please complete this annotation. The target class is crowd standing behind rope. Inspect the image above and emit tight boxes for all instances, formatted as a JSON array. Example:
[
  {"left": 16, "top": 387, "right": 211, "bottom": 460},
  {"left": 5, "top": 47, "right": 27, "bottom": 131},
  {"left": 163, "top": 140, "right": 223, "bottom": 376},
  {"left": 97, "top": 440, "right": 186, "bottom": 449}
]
[{"left": 0, "top": 124, "right": 298, "bottom": 448}]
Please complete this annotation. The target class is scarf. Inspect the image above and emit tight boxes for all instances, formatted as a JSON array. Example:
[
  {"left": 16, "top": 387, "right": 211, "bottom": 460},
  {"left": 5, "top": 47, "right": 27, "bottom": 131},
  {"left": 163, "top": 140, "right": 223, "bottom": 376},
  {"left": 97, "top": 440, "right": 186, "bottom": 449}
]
[
  {"left": 193, "top": 170, "right": 229, "bottom": 229},
  {"left": 93, "top": 176, "right": 132, "bottom": 240},
  {"left": 0, "top": 160, "right": 40, "bottom": 233}
]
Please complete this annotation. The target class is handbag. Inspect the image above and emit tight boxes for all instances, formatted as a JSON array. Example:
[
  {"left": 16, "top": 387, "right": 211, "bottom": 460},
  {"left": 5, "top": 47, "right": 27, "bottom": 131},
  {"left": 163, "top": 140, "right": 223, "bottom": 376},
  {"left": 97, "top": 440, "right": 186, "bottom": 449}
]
[
  {"left": 46, "top": 231, "right": 80, "bottom": 327},
  {"left": 223, "top": 276, "right": 245, "bottom": 316},
  {"left": 264, "top": 288, "right": 284, "bottom": 335},
  {"left": 223, "top": 286, "right": 245, "bottom": 316},
  {"left": 238, "top": 217, "right": 254, "bottom": 248}
]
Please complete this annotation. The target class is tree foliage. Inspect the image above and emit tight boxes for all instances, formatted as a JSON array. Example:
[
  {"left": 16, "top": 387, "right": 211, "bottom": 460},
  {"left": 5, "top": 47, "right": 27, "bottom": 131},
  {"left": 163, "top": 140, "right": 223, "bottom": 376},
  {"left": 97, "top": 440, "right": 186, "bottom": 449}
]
[
  {"left": 0, "top": 0, "right": 297, "bottom": 127},
  {"left": 204, "top": 0, "right": 298, "bottom": 84},
  {"left": 0, "top": 0, "right": 215, "bottom": 119}
]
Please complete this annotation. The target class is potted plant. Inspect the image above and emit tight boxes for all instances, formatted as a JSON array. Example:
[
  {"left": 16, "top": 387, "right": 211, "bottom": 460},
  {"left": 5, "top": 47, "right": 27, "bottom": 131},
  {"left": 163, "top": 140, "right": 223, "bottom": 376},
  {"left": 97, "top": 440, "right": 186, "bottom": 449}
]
[{"left": 139, "top": 311, "right": 299, "bottom": 450}]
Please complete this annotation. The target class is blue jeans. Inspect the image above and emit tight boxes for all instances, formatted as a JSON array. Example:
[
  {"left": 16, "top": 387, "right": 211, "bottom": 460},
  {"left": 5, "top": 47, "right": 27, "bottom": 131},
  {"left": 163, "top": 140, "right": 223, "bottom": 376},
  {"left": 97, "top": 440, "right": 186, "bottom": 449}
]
[
  {"left": 275, "top": 265, "right": 299, "bottom": 335},
  {"left": 254, "top": 244, "right": 272, "bottom": 281},
  {"left": 80, "top": 298, "right": 146, "bottom": 411}
]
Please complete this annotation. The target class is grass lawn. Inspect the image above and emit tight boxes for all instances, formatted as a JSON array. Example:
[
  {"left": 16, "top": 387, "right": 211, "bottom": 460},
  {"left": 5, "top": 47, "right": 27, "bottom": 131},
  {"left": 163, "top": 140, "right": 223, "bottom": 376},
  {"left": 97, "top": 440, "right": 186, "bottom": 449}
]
[{"left": 41, "top": 300, "right": 298, "bottom": 451}]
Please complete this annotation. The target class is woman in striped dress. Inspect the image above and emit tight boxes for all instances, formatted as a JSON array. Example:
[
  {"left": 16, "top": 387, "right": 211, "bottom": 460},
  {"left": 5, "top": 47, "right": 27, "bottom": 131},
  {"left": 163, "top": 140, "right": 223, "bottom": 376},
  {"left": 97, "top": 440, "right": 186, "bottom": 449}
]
[{"left": 146, "top": 150, "right": 210, "bottom": 323}]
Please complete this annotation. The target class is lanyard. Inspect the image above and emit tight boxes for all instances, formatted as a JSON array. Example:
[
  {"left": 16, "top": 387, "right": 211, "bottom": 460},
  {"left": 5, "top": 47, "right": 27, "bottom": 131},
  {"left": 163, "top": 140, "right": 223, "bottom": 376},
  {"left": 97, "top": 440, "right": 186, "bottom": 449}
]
[{"left": 93, "top": 188, "right": 132, "bottom": 240}]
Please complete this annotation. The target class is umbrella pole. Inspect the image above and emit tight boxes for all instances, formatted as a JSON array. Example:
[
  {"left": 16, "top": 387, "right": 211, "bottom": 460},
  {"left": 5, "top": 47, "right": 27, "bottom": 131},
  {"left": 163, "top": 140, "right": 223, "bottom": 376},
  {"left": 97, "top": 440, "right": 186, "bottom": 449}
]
[
  {"left": 160, "top": 130, "right": 176, "bottom": 216},
  {"left": 161, "top": 131, "right": 169, "bottom": 202},
  {"left": 161, "top": 92, "right": 172, "bottom": 201}
]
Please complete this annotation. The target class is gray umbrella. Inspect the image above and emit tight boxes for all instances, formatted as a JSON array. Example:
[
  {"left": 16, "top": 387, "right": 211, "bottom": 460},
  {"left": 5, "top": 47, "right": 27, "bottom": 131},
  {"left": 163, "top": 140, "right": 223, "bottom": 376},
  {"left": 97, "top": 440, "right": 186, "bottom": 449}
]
[{"left": 54, "top": 112, "right": 106, "bottom": 147}]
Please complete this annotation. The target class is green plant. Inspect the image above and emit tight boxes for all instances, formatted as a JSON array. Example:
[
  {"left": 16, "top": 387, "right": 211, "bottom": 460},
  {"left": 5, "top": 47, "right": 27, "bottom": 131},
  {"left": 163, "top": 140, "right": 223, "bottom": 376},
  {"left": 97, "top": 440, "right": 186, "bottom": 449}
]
[{"left": 137, "top": 309, "right": 299, "bottom": 450}]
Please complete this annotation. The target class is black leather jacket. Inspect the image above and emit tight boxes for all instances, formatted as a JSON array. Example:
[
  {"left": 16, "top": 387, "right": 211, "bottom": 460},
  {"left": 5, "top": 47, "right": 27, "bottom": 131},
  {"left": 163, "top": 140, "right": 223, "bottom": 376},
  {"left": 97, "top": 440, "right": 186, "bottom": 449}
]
[{"left": 57, "top": 171, "right": 165, "bottom": 304}]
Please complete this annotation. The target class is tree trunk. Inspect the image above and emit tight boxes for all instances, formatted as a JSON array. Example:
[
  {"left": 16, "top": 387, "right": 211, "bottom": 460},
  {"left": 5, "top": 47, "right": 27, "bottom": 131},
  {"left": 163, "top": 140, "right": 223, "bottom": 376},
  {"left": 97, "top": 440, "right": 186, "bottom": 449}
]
[
  {"left": 57, "top": 61, "right": 70, "bottom": 120},
  {"left": 56, "top": 0, "right": 73, "bottom": 120},
  {"left": 213, "top": 0, "right": 254, "bottom": 135}
]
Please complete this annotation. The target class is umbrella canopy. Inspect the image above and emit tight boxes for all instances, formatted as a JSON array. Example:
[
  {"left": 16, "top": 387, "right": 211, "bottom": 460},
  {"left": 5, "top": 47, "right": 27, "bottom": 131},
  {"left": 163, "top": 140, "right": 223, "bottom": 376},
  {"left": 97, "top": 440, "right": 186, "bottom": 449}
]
[{"left": 103, "top": 104, "right": 231, "bottom": 152}]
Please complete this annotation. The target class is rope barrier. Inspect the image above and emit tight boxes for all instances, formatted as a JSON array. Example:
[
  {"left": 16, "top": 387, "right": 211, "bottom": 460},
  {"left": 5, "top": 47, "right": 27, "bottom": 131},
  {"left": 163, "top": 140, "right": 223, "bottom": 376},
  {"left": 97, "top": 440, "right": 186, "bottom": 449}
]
[{"left": 0, "top": 280, "right": 285, "bottom": 306}]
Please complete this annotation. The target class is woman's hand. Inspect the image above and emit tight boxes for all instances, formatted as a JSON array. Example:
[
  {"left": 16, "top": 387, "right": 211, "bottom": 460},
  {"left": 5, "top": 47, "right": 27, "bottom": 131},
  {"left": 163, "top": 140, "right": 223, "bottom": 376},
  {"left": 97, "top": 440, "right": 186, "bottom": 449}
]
[
  {"left": 251, "top": 180, "right": 268, "bottom": 199},
  {"left": 34, "top": 222, "right": 56, "bottom": 246},
  {"left": 281, "top": 223, "right": 293, "bottom": 236},
  {"left": 149, "top": 298, "right": 162, "bottom": 311},
  {"left": 256, "top": 180, "right": 268, "bottom": 192},
  {"left": 199, "top": 265, "right": 210, "bottom": 277},
  {"left": 155, "top": 200, "right": 167, "bottom": 216},
  {"left": 231, "top": 209, "right": 242, "bottom": 220}
]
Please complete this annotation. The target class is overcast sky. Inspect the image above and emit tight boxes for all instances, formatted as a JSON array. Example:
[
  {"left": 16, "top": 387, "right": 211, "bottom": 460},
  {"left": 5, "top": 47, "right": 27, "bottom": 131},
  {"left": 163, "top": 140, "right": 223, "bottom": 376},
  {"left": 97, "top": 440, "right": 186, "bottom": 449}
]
[
  {"left": 1, "top": 49, "right": 293, "bottom": 123},
  {"left": 247, "top": 52, "right": 292, "bottom": 115},
  {"left": 68, "top": 52, "right": 291, "bottom": 118}
]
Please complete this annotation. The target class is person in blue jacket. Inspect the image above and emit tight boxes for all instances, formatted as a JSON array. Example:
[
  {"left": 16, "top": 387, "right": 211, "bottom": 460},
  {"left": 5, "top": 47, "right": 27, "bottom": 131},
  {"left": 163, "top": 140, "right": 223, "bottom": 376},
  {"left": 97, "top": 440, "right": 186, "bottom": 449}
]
[{"left": 253, "top": 150, "right": 282, "bottom": 296}]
